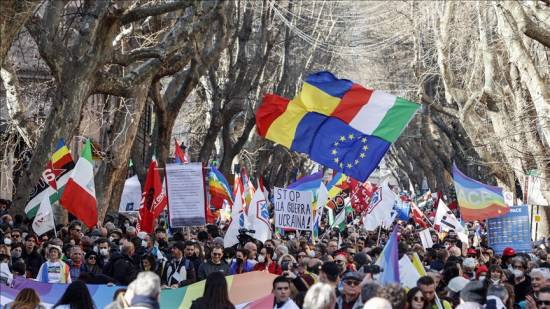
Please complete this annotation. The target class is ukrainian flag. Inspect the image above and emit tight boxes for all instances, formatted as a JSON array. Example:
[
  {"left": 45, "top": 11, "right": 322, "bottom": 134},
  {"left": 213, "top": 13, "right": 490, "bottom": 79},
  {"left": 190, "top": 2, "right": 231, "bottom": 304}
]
[{"left": 256, "top": 71, "right": 420, "bottom": 182}]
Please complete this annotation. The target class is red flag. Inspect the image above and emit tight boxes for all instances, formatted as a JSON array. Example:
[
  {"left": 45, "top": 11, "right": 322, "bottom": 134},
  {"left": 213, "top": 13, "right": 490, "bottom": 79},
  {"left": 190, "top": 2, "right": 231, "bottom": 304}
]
[
  {"left": 137, "top": 160, "right": 167, "bottom": 233},
  {"left": 411, "top": 202, "right": 429, "bottom": 228},
  {"left": 174, "top": 140, "right": 188, "bottom": 163}
]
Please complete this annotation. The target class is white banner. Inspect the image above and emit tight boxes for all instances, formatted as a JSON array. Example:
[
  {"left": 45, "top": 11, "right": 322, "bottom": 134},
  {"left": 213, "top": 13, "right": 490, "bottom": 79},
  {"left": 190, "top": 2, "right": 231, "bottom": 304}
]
[
  {"left": 527, "top": 175, "right": 550, "bottom": 206},
  {"left": 118, "top": 175, "right": 142, "bottom": 213},
  {"left": 419, "top": 228, "right": 433, "bottom": 249},
  {"left": 274, "top": 187, "right": 313, "bottom": 231},
  {"left": 166, "top": 163, "right": 206, "bottom": 227}
]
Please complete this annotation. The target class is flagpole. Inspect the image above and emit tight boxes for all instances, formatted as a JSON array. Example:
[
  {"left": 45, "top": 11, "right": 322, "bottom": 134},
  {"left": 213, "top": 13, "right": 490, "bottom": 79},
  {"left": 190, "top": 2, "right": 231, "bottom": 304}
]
[{"left": 376, "top": 226, "right": 382, "bottom": 247}]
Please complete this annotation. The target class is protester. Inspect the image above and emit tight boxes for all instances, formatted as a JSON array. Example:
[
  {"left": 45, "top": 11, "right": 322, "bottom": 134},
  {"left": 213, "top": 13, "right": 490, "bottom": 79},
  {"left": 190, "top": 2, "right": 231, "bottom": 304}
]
[
  {"left": 253, "top": 246, "right": 282, "bottom": 274},
  {"left": 66, "top": 246, "right": 86, "bottom": 282},
  {"left": 104, "top": 241, "right": 138, "bottom": 285},
  {"left": 36, "top": 245, "right": 71, "bottom": 283},
  {"left": 161, "top": 242, "right": 195, "bottom": 287},
  {"left": 190, "top": 271, "right": 235, "bottom": 309},
  {"left": 272, "top": 276, "right": 299, "bottom": 309},
  {"left": 21, "top": 234, "right": 43, "bottom": 278},
  {"left": 336, "top": 271, "right": 364, "bottom": 309},
  {"left": 53, "top": 280, "right": 96, "bottom": 309},
  {"left": 303, "top": 282, "right": 336, "bottom": 309},
  {"left": 4, "top": 288, "right": 45, "bottom": 309},
  {"left": 83, "top": 251, "right": 102, "bottom": 274},
  {"left": 229, "top": 248, "right": 255, "bottom": 274},
  {"left": 406, "top": 287, "right": 427, "bottom": 309},
  {"left": 417, "top": 276, "right": 452, "bottom": 309},
  {"left": 197, "top": 245, "right": 230, "bottom": 280}
]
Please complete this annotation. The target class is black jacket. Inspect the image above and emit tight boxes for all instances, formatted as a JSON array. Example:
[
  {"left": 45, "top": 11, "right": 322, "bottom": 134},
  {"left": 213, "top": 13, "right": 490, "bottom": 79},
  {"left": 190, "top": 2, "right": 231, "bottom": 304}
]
[
  {"left": 103, "top": 252, "right": 138, "bottom": 285},
  {"left": 21, "top": 249, "right": 44, "bottom": 278},
  {"left": 190, "top": 297, "right": 235, "bottom": 309}
]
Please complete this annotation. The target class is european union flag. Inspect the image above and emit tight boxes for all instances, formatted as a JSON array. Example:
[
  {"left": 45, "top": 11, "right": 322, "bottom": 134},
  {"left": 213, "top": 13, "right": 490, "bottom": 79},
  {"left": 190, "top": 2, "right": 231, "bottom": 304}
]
[{"left": 290, "top": 113, "right": 390, "bottom": 181}]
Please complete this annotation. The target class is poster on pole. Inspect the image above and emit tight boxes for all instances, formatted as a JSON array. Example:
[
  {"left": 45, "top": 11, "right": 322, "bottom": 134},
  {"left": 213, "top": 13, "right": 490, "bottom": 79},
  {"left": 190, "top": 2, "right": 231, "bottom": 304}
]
[
  {"left": 166, "top": 163, "right": 206, "bottom": 227},
  {"left": 118, "top": 175, "right": 142, "bottom": 213},
  {"left": 274, "top": 187, "right": 313, "bottom": 231},
  {"left": 487, "top": 205, "right": 531, "bottom": 255}
]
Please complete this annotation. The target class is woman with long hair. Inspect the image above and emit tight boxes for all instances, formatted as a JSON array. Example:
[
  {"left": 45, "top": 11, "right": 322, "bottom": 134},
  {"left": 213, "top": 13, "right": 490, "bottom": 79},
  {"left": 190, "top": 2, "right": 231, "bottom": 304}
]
[
  {"left": 190, "top": 272, "right": 235, "bottom": 309},
  {"left": 406, "top": 287, "right": 428, "bottom": 309},
  {"left": 53, "top": 280, "right": 96, "bottom": 309},
  {"left": 5, "top": 288, "right": 45, "bottom": 309}
]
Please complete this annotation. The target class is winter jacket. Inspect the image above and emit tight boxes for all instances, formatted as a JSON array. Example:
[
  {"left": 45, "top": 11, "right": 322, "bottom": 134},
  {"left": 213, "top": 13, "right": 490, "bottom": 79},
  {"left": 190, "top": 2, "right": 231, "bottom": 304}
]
[
  {"left": 21, "top": 248, "right": 44, "bottom": 278},
  {"left": 103, "top": 252, "right": 138, "bottom": 285},
  {"left": 197, "top": 259, "right": 230, "bottom": 280}
]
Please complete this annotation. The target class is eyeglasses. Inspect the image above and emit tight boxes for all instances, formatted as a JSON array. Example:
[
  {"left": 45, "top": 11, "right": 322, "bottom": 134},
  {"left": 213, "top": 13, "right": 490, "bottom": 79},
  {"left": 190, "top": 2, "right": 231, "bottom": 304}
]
[
  {"left": 414, "top": 296, "right": 425, "bottom": 302},
  {"left": 212, "top": 252, "right": 222, "bottom": 257},
  {"left": 537, "top": 300, "right": 550, "bottom": 306},
  {"left": 88, "top": 256, "right": 97, "bottom": 260},
  {"left": 344, "top": 280, "right": 359, "bottom": 286}
]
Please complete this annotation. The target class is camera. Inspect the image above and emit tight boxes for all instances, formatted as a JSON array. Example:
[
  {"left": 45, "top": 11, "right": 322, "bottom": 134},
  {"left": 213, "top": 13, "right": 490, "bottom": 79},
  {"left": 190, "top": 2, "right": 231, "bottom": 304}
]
[{"left": 237, "top": 228, "right": 256, "bottom": 247}]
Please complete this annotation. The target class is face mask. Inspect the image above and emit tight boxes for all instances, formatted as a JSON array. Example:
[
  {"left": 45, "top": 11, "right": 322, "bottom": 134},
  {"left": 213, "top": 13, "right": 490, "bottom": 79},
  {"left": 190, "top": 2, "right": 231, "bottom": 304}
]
[
  {"left": 479, "top": 276, "right": 486, "bottom": 281},
  {"left": 124, "top": 223, "right": 130, "bottom": 228},
  {"left": 512, "top": 269, "right": 524, "bottom": 278},
  {"left": 3, "top": 238, "right": 11, "bottom": 246},
  {"left": 257, "top": 255, "right": 265, "bottom": 263},
  {"left": 100, "top": 248, "right": 109, "bottom": 256},
  {"left": 236, "top": 258, "right": 244, "bottom": 264},
  {"left": 11, "top": 251, "right": 21, "bottom": 258},
  {"left": 108, "top": 236, "right": 114, "bottom": 243},
  {"left": 308, "top": 251, "right": 316, "bottom": 258},
  {"left": 141, "top": 240, "right": 148, "bottom": 247}
]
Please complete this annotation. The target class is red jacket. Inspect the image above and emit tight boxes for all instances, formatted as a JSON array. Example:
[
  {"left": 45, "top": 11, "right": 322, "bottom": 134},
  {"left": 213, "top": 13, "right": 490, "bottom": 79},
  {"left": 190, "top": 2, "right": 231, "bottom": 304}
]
[{"left": 253, "top": 261, "right": 282, "bottom": 275}]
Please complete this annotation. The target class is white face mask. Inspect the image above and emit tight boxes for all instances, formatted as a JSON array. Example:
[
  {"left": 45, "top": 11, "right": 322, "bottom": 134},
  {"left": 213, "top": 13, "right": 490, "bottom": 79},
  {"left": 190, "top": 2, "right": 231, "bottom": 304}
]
[
  {"left": 479, "top": 276, "right": 486, "bottom": 281},
  {"left": 257, "top": 255, "right": 265, "bottom": 263},
  {"left": 141, "top": 240, "right": 148, "bottom": 247},
  {"left": 124, "top": 223, "right": 130, "bottom": 228},
  {"left": 308, "top": 250, "right": 316, "bottom": 258},
  {"left": 3, "top": 238, "right": 11, "bottom": 246},
  {"left": 108, "top": 236, "right": 114, "bottom": 243},
  {"left": 273, "top": 254, "right": 278, "bottom": 260},
  {"left": 100, "top": 248, "right": 109, "bottom": 256},
  {"left": 512, "top": 269, "right": 524, "bottom": 278}
]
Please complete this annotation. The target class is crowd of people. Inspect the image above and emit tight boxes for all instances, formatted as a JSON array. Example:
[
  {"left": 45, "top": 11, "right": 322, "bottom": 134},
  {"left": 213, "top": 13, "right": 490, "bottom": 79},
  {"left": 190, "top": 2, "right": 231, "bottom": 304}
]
[{"left": 0, "top": 196, "right": 549, "bottom": 309}]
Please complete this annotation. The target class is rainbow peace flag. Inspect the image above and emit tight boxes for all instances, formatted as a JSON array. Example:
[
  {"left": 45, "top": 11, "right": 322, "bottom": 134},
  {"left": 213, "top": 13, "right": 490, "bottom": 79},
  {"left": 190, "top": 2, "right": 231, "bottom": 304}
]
[
  {"left": 287, "top": 171, "right": 323, "bottom": 192},
  {"left": 1, "top": 272, "right": 277, "bottom": 308},
  {"left": 452, "top": 163, "right": 509, "bottom": 221},
  {"left": 256, "top": 71, "right": 420, "bottom": 182},
  {"left": 209, "top": 165, "right": 233, "bottom": 209},
  {"left": 326, "top": 172, "right": 347, "bottom": 199}
]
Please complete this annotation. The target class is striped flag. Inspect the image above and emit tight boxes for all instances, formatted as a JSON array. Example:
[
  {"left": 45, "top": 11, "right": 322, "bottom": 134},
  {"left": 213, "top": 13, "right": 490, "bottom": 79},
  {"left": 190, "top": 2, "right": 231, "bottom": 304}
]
[
  {"left": 378, "top": 226, "right": 400, "bottom": 285},
  {"left": 60, "top": 139, "right": 97, "bottom": 229},
  {"left": 25, "top": 139, "right": 75, "bottom": 218}
]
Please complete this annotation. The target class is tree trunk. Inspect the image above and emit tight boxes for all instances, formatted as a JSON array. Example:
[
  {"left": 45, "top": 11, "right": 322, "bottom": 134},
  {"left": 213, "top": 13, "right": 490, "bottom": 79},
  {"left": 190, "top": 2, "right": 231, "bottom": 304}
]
[{"left": 0, "top": 0, "right": 41, "bottom": 67}]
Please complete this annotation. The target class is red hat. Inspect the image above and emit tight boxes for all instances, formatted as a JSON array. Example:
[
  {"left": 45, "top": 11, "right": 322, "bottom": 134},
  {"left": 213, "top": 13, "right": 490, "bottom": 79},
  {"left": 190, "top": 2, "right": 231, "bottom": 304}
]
[
  {"left": 502, "top": 247, "right": 516, "bottom": 257},
  {"left": 476, "top": 265, "right": 488, "bottom": 279},
  {"left": 467, "top": 248, "right": 477, "bottom": 255}
]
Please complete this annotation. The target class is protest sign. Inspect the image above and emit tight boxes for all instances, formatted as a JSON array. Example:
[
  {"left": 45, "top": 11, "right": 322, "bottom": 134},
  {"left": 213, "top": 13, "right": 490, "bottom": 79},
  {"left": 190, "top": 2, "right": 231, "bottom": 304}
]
[
  {"left": 166, "top": 163, "right": 206, "bottom": 227},
  {"left": 118, "top": 175, "right": 142, "bottom": 213},
  {"left": 274, "top": 187, "right": 313, "bottom": 231},
  {"left": 487, "top": 205, "right": 531, "bottom": 255},
  {"left": 394, "top": 200, "right": 410, "bottom": 221}
]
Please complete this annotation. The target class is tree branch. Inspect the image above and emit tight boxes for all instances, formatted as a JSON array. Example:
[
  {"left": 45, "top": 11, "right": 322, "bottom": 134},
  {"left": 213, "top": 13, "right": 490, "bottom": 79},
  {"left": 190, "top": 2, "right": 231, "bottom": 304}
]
[
  {"left": 111, "top": 47, "right": 166, "bottom": 66},
  {"left": 503, "top": 1, "right": 550, "bottom": 48},
  {"left": 94, "top": 58, "right": 162, "bottom": 96},
  {"left": 120, "top": 0, "right": 197, "bottom": 25}
]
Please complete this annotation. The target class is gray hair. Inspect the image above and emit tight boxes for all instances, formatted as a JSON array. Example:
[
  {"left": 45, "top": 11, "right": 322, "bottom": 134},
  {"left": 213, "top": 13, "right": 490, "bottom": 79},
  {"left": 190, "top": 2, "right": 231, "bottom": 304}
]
[
  {"left": 530, "top": 268, "right": 550, "bottom": 280},
  {"left": 303, "top": 283, "right": 336, "bottom": 309},
  {"left": 487, "top": 284, "right": 508, "bottom": 302},
  {"left": 362, "top": 282, "right": 381, "bottom": 303},
  {"left": 363, "top": 297, "right": 392, "bottom": 309},
  {"left": 276, "top": 245, "right": 288, "bottom": 256},
  {"left": 131, "top": 271, "right": 161, "bottom": 298},
  {"left": 126, "top": 226, "right": 136, "bottom": 234}
]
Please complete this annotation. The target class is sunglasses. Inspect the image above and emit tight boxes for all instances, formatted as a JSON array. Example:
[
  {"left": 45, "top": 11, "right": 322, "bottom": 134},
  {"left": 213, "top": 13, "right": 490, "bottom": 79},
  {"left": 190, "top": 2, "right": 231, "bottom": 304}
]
[
  {"left": 538, "top": 300, "right": 550, "bottom": 306},
  {"left": 414, "top": 296, "right": 425, "bottom": 302},
  {"left": 88, "top": 256, "right": 97, "bottom": 260},
  {"left": 345, "top": 280, "right": 360, "bottom": 286},
  {"left": 212, "top": 253, "right": 222, "bottom": 257}
]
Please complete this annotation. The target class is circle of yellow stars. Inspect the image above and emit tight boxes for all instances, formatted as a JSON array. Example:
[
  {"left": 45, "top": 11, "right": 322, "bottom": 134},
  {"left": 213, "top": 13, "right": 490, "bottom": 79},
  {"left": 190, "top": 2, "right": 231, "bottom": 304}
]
[{"left": 331, "top": 133, "right": 369, "bottom": 170}]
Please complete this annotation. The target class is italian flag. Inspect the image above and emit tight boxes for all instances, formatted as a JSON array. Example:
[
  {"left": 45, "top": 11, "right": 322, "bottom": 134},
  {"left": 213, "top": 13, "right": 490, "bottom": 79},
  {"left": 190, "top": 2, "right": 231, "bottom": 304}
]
[{"left": 60, "top": 139, "right": 98, "bottom": 228}]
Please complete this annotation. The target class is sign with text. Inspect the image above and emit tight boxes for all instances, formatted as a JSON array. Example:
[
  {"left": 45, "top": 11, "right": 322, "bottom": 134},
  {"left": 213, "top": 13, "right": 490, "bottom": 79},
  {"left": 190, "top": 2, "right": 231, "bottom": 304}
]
[
  {"left": 487, "top": 205, "right": 531, "bottom": 255},
  {"left": 274, "top": 187, "right": 313, "bottom": 231},
  {"left": 166, "top": 163, "right": 206, "bottom": 227}
]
